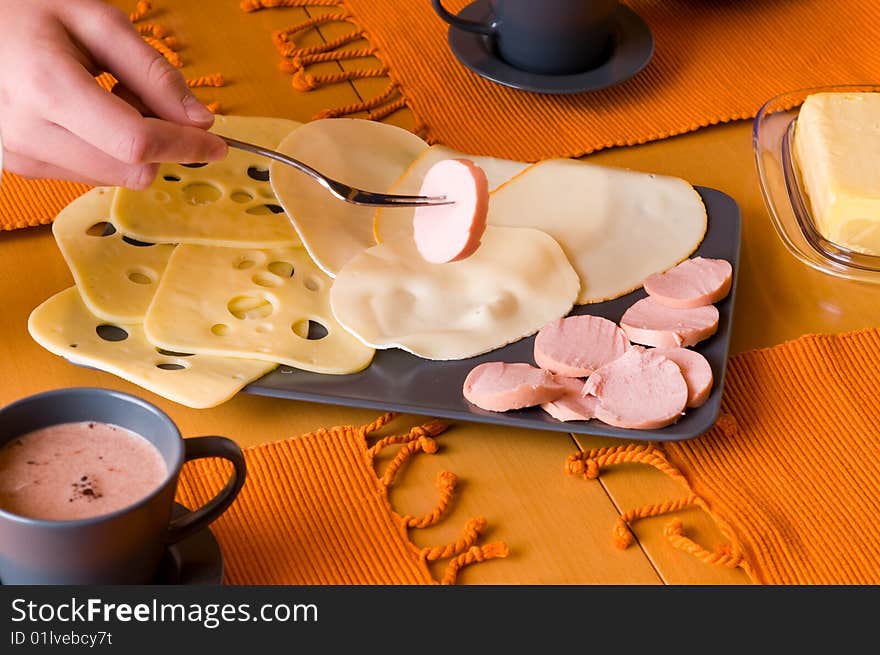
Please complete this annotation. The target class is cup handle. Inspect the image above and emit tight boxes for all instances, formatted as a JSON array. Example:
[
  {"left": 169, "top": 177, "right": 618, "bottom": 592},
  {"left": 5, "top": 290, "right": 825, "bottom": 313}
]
[
  {"left": 431, "top": 0, "right": 496, "bottom": 35},
  {"left": 167, "top": 436, "right": 246, "bottom": 545}
]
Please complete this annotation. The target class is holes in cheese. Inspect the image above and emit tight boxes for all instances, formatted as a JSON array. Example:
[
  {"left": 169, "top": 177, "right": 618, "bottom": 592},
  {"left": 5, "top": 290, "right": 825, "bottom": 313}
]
[
  {"left": 247, "top": 166, "right": 270, "bottom": 182},
  {"left": 329, "top": 226, "right": 579, "bottom": 360},
  {"left": 52, "top": 188, "right": 175, "bottom": 324},
  {"left": 112, "top": 115, "right": 303, "bottom": 248},
  {"left": 182, "top": 182, "right": 222, "bottom": 205},
  {"left": 270, "top": 118, "right": 429, "bottom": 277},
  {"left": 28, "top": 287, "right": 276, "bottom": 409},
  {"left": 96, "top": 324, "right": 128, "bottom": 342},
  {"left": 144, "top": 244, "right": 374, "bottom": 375},
  {"left": 86, "top": 221, "right": 116, "bottom": 237}
]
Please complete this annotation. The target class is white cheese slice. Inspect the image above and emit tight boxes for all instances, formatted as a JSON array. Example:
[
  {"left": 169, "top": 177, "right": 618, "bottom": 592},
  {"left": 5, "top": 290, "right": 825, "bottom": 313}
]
[
  {"left": 269, "top": 118, "right": 428, "bottom": 277},
  {"left": 330, "top": 226, "right": 579, "bottom": 360},
  {"left": 794, "top": 92, "right": 880, "bottom": 255},
  {"left": 144, "top": 244, "right": 375, "bottom": 374},
  {"left": 373, "top": 144, "right": 529, "bottom": 243},
  {"left": 28, "top": 287, "right": 275, "bottom": 409},
  {"left": 111, "top": 115, "right": 302, "bottom": 247},
  {"left": 487, "top": 159, "right": 707, "bottom": 304},
  {"left": 52, "top": 187, "right": 175, "bottom": 323}
]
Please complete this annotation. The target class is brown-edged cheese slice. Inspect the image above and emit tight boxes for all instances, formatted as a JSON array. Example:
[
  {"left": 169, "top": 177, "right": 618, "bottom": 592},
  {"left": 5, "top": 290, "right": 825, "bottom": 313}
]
[
  {"left": 144, "top": 244, "right": 375, "bottom": 374},
  {"left": 488, "top": 159, "right": 707, "bottom": 304},
  {"left": 270, "top": 118, "right": 428, "bottom": 276},
  {"left": 330, "top": 226, "right": 579, "bottom": 360},
  {"left": 53, "top": 187, "right": 175, "bottom": 323},
  {"left": 111, "top": 115, "right": 302, "bottom": 247},
  {"left": 28, "top": 287, "right": 275, "bottom": 409}
]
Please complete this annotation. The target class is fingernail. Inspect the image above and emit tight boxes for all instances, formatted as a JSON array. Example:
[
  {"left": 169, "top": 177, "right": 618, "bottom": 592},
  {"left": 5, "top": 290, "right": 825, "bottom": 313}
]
[{"left": 183, "top": 93, "right": 214, "bottom": 125}]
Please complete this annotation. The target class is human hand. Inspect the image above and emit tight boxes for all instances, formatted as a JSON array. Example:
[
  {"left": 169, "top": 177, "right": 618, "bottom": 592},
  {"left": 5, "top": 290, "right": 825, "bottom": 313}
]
[{"left": 0, "top": 0, "right": 227, "bottom": 189}]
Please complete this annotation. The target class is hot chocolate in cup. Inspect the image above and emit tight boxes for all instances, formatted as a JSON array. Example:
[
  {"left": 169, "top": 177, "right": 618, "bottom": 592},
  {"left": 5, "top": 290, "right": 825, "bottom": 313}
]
[
  {"left": 0, "top": 387, "right": 245, "bottom": 585},
  {"left": 432, "top": 0, "right": 620, "bottom": 75}
]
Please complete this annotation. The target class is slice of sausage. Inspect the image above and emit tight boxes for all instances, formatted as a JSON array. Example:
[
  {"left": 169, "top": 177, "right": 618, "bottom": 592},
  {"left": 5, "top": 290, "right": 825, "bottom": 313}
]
[
  {"left": 583, "top": 348, "right": 687, "bottom": 430},
  {"left": 463, "top": 361, "right": 564, "bottom": 412},
  {"left": 413, "top": 159, "right": 489, "bottom": 263},
  {"left": 534, "top": 315, "right": 630, "bottom": 377},
  {"left": 644, "top": 257, "right": 733, "bottom": 308},
  {"left": 653, "top": 347, "right": 713, "bottom": 408},
  {"left": 541, "top": 377, "right": 599, "bottom": 422},
  {"left": 620, "top": 297, "right": 719, "bottom": 348}
]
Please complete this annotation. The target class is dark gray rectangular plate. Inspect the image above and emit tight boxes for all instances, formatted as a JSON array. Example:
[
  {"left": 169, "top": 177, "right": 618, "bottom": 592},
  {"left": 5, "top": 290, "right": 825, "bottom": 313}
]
[{"left": 245, "top": 186, "right": 740, "bottom": 441}]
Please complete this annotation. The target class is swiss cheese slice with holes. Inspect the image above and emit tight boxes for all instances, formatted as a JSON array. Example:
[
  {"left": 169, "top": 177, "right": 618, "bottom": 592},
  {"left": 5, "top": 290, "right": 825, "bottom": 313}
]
[
  {"left": 487, "top": 159, "right": 707, "bottom": 304},
  {"left": 28, "top": 287, "right": 275, "bottom": 409},
  {"left": 373, "top": 145, "right": 529, "bottom": 244},
  {"left": 144, "top": 244, "right": 375, "bottom": 374},
  {"left": 111, "top": 115, "right": 302, "bottom": 247},
  {"left": 52, "top": 187, "right": 175, "bottom": 323},
  {"left": 330, "top": 226, "right": 579, "bottom": 360},
  {"left": 270, "top": 118, "right": 429, "bottom": 277}
]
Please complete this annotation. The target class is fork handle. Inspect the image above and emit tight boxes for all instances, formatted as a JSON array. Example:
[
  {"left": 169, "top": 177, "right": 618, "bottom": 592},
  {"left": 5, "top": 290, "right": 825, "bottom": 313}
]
[{"left": 219, "top": 135, "right": 341, "bottom": 198}]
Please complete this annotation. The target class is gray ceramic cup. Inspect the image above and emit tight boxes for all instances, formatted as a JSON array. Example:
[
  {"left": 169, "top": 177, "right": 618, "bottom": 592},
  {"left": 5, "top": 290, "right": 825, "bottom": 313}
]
[
  {"left": 0, "top": 388, "right": 245, "bottom": 585},
  {"left": 432, "top": 0, "right": 619, "bottom": 74}
]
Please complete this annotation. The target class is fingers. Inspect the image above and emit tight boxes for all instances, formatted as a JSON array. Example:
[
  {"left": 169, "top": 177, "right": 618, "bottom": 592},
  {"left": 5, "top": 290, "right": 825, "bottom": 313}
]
[
  {"left": 43, "top": 59, "right": 226, "bottom": 166},
  {"left": 111, "top": 82, "right": 156, "bottom": 118},
  {"left": 62, "top": 2, "right": 215, "bottom": 128},
  {"left": 3, "top": 119, "right": 159, "bottom": 189},
  {"left": 2, "top": 151, "right": 106, "bottom": 187}
]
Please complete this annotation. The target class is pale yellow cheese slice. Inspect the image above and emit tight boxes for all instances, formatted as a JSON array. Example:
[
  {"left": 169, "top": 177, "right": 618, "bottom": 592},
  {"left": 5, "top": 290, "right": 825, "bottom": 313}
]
[
  {"left": 330, "top": 226, "right": 579, "bottom": 360},
  {"left": 270, "top": 118, "right": 428, "bottom": 276},
  {"left": 28, "top": 287, "right": 275, "bottom": 409},
  {"left": 52, "top": 187, "right": 175, "bottom": 323},
  {"left": 373, "top": 145, "right": 530, "bottom": 243},
  {"left": 111, "top": 115, "right": 302, "bottom": 247},
  {"left": 144, "top": 244, "right": 375, "bottom": 374},
  {"left": 794, "top": 92, "right": 880, "bottom": 255},
  {"left": 487, "top": 159, "right": 707, "bottom": 304}
]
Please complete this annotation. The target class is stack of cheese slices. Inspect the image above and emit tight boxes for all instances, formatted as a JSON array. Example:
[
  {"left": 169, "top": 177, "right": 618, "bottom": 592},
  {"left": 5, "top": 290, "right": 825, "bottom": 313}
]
[{"left": 29, "top": 116, "right": 710, "bottom": 411}]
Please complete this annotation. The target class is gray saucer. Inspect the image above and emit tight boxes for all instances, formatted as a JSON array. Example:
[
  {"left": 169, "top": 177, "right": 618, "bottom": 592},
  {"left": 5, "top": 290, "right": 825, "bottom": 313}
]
[
  {"left": 156, "top": 502, "right": 224, "bottom": 585},
  {"left": 447, "top": 1, "right": 654, "bottom": 94}
]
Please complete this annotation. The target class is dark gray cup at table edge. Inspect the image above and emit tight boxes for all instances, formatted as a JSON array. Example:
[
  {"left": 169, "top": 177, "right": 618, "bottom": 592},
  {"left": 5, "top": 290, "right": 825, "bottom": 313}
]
[
  {"left": 432, "top": 0, "right": 619, "bottom": 75},
  {"left": 0, "top": 387, "right": 245, "bottom": 585}
]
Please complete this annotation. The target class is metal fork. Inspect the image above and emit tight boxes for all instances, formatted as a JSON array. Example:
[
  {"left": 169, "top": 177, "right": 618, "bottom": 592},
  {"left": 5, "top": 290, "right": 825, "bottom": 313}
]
[{"left": 220, "top": 136, "right": 452, "bottom": 208}]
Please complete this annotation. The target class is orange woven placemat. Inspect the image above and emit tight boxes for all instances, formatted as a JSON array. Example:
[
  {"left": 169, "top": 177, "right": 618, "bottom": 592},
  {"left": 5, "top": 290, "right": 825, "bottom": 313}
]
[
  {"left": 568, "top": 328, "right": 880, "bottom": 585},
  {"left": 175, "top": 414, "right": 506, "bottom": 585},
  {"left": 248, "top": 0, "right": 880, "bottom": 161}
]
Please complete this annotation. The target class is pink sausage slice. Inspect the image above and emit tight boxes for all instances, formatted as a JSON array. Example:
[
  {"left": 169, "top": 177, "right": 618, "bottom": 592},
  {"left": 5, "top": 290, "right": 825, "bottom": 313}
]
[
  {"left": 644, "top": 257, "right": 733, "bottom": 308},
  {"left": 463, "top": 362, "right": 564, "bottom": 412},
  {"left": 653, "top": 347, "right": 713, "bottom": 408},
  {"left": 583, "top": 348, "right": 687, "bottom": 430},
  {"left": 534, "top": 315, "right": 630, "bottom": 377},
  {"left": 413, "top": 159, "right": 489, "bottom": 263},
  {"left": 620, "top": 297, "right": 719, "bottom": 348},
  {"left": 541, "top": 377, "right": 599, "bottom": 422}
]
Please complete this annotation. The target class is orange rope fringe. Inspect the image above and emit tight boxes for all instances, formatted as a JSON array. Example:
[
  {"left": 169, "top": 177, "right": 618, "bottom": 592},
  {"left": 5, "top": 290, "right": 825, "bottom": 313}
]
[
  {"left": 187, "top": 74, "right": 226, "bottom": 88},
  {"left": 365, "top": 415, "right": 508, "bottom": 584},
  {"left": 314, "top": 81, "right": 399, "bottom": 119},
  {"left": 567, "top": 440, "right": 750, "bottom": 574},
  {"left": 129, "top": 0, "right": 151, "bottom": 23},
  {"left": 242, "top": 0, "right": 412, "bottom": 121},
  {"left": 126, "top": 1, "right": 225, "bottom": 110},
  {"left": 241, "top": 0, "right": 342, "bottom": 11}
]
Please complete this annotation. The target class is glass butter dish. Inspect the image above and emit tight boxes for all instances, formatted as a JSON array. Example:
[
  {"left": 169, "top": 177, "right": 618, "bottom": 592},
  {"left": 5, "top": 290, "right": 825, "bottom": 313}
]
[{"left": 753, "top": 84, "right": 880, "bottom": 283}]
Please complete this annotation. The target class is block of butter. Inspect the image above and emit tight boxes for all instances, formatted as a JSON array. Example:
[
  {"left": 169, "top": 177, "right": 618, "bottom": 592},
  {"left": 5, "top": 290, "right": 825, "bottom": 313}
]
[{"left": 794, "top": 92, "right": 880, "bottom": 256}]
